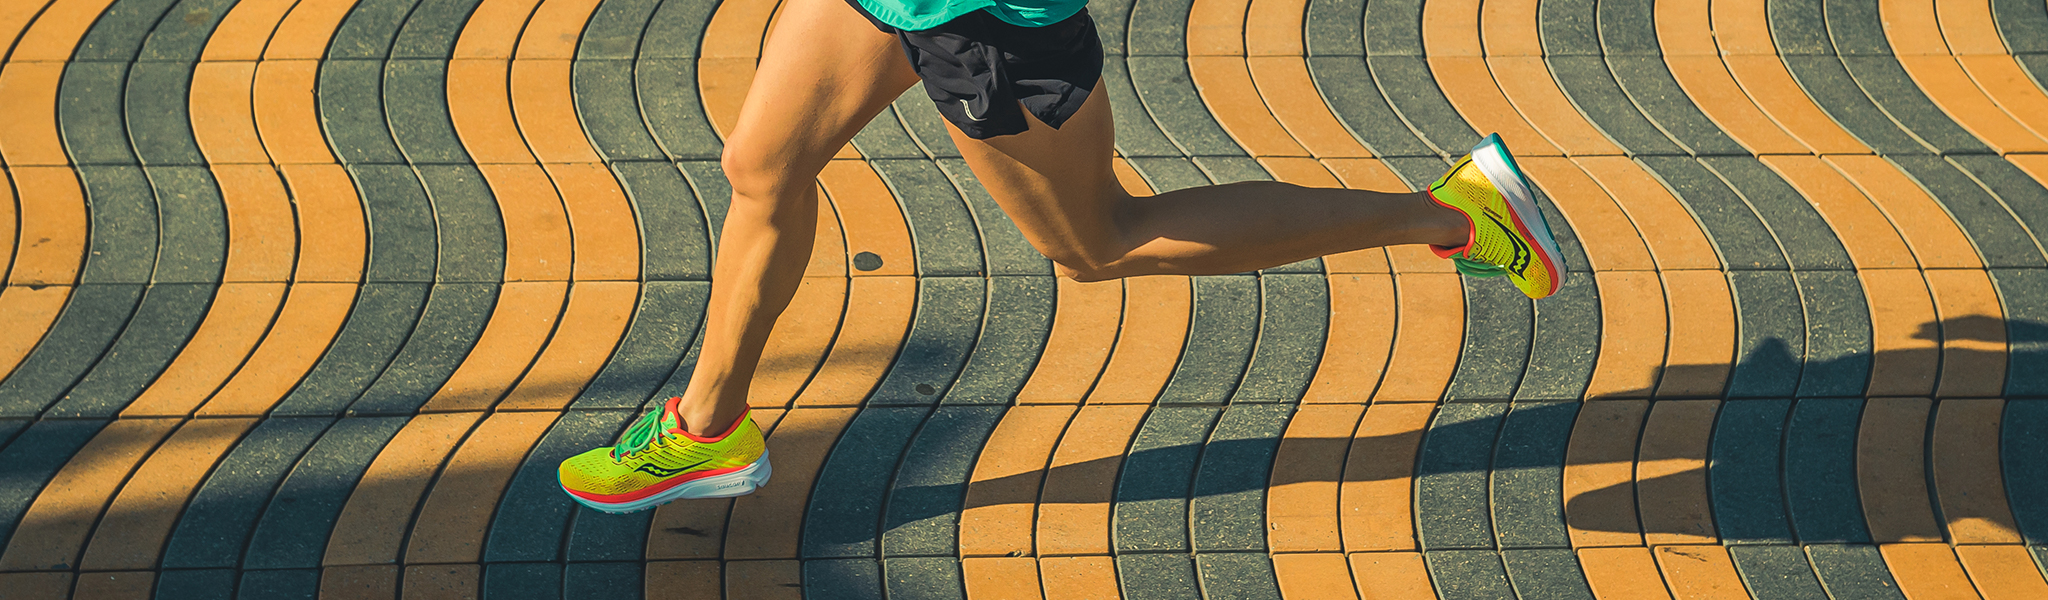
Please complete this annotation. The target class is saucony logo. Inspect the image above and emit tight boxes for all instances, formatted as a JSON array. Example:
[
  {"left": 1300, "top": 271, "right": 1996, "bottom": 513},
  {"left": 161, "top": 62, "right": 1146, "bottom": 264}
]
[
  {"left": 637, "top": 458, "right": 713, "bottom": 477},
  {"left": 1480, "top": 211, "right": 1533, "bottom": 276}
]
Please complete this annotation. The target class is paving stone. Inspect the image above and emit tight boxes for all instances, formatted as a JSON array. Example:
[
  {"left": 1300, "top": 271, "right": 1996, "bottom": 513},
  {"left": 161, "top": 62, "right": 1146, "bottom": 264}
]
[
  {"left": 1491, "top": 402, "right": 1575, "bottom": 549},
  {"left": 572, "top": 282, "right": 706, "bottom": 410},
  {"left": 416, "top": 165, "right": 506, "bottom": 283},
  {"left": 884, "top": 557, "right": 966, "bottom": 600},
  {"left": 1192, "top": 156, "right": 1271, "bottom": 186},
  {"left": 1446, "top": 278, "right": 1530, "bottom": 402},
  {"left": 574, "top": 60, "right": 669, "bottom": 161},
  {"left": 1535, "top": 187, "right": 1593, "bottom": 273},
  {"left": 1091, "top": 0, "right": 1134, "bottom": 55},
  {"left": 76, "top": 0, "right": 181, "bottom": 62},
  {"left": 1544, "top": 56, "right": 1688, "bottom": 155},
  {"left": 1888, "top": 155, "right": 2045, "bottom": 268},
  {"left": 0, "top": 284, "right": 142, "bottom": 417},
  {"left": 934, "top": 159, "right": 1048, "bottom": 276},
  {"left": 1501, "top": 549, "right": 1596, "bottom": 600},
  {"left": 1232, "top": 275, "right": 1327, "bottom": 402},
  {"left": 1727, "top": 271, "right": 1807, "bottom": 398},
  {"left": 155, "top": 568, "right": 235, "bottom": 600},
  {"left": 483, "top": 562, "right": 562, "bottom": 600},
  {"left": 1426, "top": 550, "right": 1517, "bottom": 600},
  {"left": 1361, "top": 0, "right": 1423, "bottom": 55},
  {"left": 2005, "top": 400, "right": 2048, "bottom": 544},
  {"left": 1805, "top": 544, "right": 1907, "bottom": 600},
  {"left": 236, "top": 568, "right": 318, "bottom": 600},
  {"left": 894, "top": 84, "right": 963, "bottom": 158},
  {"left": 1191, "top": 404, "right": 1291, "bottom": 551},
  {"left": 1117, "top": 553, "right": 1202, "bottom": 600},
  {"left": 1636, "top": 157, "right": 1786, "bottom": 270},
  {"left": 1606, "top": 57, "right": 1748, "bottom": 155},
  {"left": 348, "top": 165, "right": 441, "bottom": 283},
  {"left": 485, "top": 410, "right": 637, "bottom": 563},
  {"left": 853, "top": 106, "right": 930, "bottom": 160},
  {"left": 1728, "top": 545, "right": 1832, "bottom": 600},
  {"left": 882, "top": 405, "right": 1004, "bottom": 556},
  {"left": 641, "top": 0, "right": 718, "bottom": 58},
  {"left": 1195, "top": 552, "right": 1283, "bottom": 600},
  {"left": 872, "top": 278, "right": 984, "bottom": 406},
  {"left": 391, "top": 0, "right": 487, "bottom": 59},
  {"left": 60, "top": 63, "right": 138, "bottom": 165},
  {"left": 161, "top": 417, "right": 333, "bottom": 568},
  {"left": 1779, "top": 56, "right": 1930, "bottom": 154},
  {"left": 1368, "top": 56, "right": 1479, "bottom": 157},
  {"left": 329, "top": 0, "right": 421, "bottom": 59},
  {"left": 873, "top": 160, "right": 985, "bottom": 276},
  {"left": 1116, "top": 406, "right": 1221, "bottom": 552},
  {"left": 0, "top": 419, "right": 109, "bottom": 549},
  {"left": 1948, "top": 156, "right": 2048, "bottom": 261},
  {"left": 1103, "top": 56, "right": 1183, "bottom": 158},
  {"left": 806, "top": 559, "right": 885, "bottom": 600},
  {"left": 241, "top": 416, "right": 408, "bottom": 569},
  {"left": 139, "top": 0, "right": 235, "bottom": 61},
  {"left": 1786, "top": 398, "right": 1871, "bottom": 544},
  {"left": 1712, "top": 399, "right": 1795, "bottom": 544},
  {"left": 1701, "top": 157, "right": 1853, "bottom": 270},
  {"left": 1991, "top": 270, "right": 2048, "bottom": 396},
  {"left": 1129, "top": 57, "right": 1247, "bottom": 157},
  {"left": 1306, "top": 57, "right": 1436, "bottom": 158},
  {"left": 806, "top": 407, "right": 931, "bottom": 558},
  {"left": 0, "top": 420, "right": 28, "bottom": 453},
  {"left": 1126, "top": 157, "right": 1214, "bottom": 192},
  {"left": 944, "top": 276, "right": 1054, "bottom": 404},
  {"left": 384, "top": 60, "right": 472, "bottom": 164},
  {"left": 1125, "top": 0, "right": 1191, "bottom": 56},
  {"left": 1419, "top": 402, "right": 1507, "bottom": 549},
  {"left": 149, "top": 166, "right": 229, "bottom": 283},
  {"left": 1304, "top": 0, "right": 1364, "bottom": 55},
  {"left": 347, "top": 283, "right": 498, "bottom": 415},
  {"left": 1538, "top": 0, "right": 1600, "bottom": 55},
  {"left": 1793, "top": 271, "right": 1873, "bottom": 398},
  {"left": 580, "top": 0, "right": 662, "bottom": 59},
  {"left": 45, "top": 283, "right": 213, "bottom": 418},
  {"left": 1516, "top": 276, "right": 1599, "bottom": 401},
  {"left": 271, "top": 283, "right": 431, "bottom": 416},
  {"left": 1997, "top": 0, "right": 2048, "bottom": 52},
  {"left": 1159, "top": 276, "right": 1258, "bottom": 404},
  {"left": 564, "top": 494, "right": 654, "bottom": 562},
  {"left": 75, "top": 166, "right": 159, "bottom": 283},
  {"left": 1384, "top": 155, "right": 1453, "bottom": 190},
  {"left": 127, "top": 62, "right": 205, "bottom": 165},
  {"left": 637, "top": 60, "right": 724, "bottom": 160},
  {"left": 1837, "top": 57, "right": 1991, "bottom": 154},
  {"left": 677, "top": 161, "right": 733, "bottom": 252},
  {"left": 564, "top": 563, "right": 642, "bottom": 600},
  {"left": 609, "top": 162, "right": 712, "bottom": 281},
  {"left": 320, "top": 60, "right": 408, "bottom": 165}
]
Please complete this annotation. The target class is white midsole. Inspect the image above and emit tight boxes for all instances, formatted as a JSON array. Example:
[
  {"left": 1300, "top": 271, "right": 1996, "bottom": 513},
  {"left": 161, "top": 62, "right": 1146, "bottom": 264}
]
[
  {"left": 1470, "top": 139, "right": 1567, "bottom": 277},
  {"left": 567, "top": 451, "right": 773, "bottom": 514}
]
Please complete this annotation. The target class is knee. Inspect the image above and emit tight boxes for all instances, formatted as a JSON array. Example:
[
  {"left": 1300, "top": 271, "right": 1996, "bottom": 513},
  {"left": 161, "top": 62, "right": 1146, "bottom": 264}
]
[{"left": 720, "top": 142, "right": 808, "bottom": 207}]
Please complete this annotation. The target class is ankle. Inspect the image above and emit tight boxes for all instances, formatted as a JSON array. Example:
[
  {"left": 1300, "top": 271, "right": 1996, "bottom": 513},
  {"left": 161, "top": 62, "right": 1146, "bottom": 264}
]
[
  {"left": 674, "top": 398, "right": 743, "bottom": 438},
  {"left": 1419, "top": 192, "right": 1472, "bottom": 248}
]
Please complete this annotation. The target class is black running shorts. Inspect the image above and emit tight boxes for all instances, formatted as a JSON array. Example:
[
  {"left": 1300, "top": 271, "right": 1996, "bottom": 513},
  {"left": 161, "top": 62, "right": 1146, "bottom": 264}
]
[{"left": 848, "top": 0, "right": 1103, "bottom": 139}]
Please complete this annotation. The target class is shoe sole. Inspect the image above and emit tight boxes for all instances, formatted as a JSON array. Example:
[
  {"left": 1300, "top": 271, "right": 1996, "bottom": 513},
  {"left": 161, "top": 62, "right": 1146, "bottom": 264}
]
[
  {"left": 1470, "top": 134, "right": 1567, "bottom": 298},
  {"left": 565, "top": 451, "right": 773, "bottom": 514}
]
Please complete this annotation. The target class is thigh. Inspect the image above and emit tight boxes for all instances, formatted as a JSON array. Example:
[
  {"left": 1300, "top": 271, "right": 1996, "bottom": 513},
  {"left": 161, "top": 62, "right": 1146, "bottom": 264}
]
[
  {"left": 725, "top": 0, "right": 922, "bottom": 180},
  {"left": 949, "top": 83, "right": 1131, "bottom": 259}
]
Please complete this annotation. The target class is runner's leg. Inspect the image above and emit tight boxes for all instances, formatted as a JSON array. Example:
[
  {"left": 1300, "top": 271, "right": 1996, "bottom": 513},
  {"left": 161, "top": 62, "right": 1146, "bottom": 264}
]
[
  {"left": 951, "top": 82, "right": 1470, "bottom": 281},
  {"left": 674, "top": 0, "right": 920, "bottom": 436}
]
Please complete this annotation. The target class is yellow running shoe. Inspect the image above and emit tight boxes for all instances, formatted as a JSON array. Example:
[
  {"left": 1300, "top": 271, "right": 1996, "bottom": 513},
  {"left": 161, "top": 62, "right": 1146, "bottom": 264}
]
[
  {"left": 559, "top": 399, "right": 770, "bottom": 513},
  {"left": 1427, "top": 133, "right": 1568, "bottom": 299}
]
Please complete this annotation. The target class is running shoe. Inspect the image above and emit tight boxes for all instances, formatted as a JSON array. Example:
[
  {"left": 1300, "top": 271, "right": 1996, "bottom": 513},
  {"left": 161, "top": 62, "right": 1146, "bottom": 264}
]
[
  {"left": 1427, "top": 133, "right": 1568, "bottom": 299},
  {"left": 560, "top": 399, "right": 771, "bottom": 513}
]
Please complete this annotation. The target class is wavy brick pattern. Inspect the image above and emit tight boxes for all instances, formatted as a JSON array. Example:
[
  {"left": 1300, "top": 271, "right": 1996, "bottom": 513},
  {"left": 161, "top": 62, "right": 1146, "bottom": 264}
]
[{"left": 0, "top": 0, "right": 2044, "bottom": 597}]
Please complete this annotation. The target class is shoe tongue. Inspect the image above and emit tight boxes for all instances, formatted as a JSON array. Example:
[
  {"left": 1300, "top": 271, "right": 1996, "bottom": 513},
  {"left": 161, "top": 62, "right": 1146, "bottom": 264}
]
[{"left": 659, "top": 409, "right": 681, "bottom": 434}]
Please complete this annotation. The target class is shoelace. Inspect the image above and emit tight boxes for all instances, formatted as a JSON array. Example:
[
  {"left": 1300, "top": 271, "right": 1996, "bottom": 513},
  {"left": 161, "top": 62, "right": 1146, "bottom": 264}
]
[{"left": 612, "top": 408, "right": 672, "bottom": 460}]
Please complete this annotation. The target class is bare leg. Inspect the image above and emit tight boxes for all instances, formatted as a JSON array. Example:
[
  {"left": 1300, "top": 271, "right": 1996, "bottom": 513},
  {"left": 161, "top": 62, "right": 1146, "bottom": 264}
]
[
  {"left": 674, "top": 0, "right": 919, "bottom": 436},
  {"left": 952, "top": 83, "right": 1470, "bottom": 281}
]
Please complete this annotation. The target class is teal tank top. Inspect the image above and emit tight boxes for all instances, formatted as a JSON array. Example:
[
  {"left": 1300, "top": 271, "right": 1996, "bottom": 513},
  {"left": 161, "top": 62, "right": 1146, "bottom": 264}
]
[{"left": 854, "top": 0, "right": 1086, "bottom": 30}]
